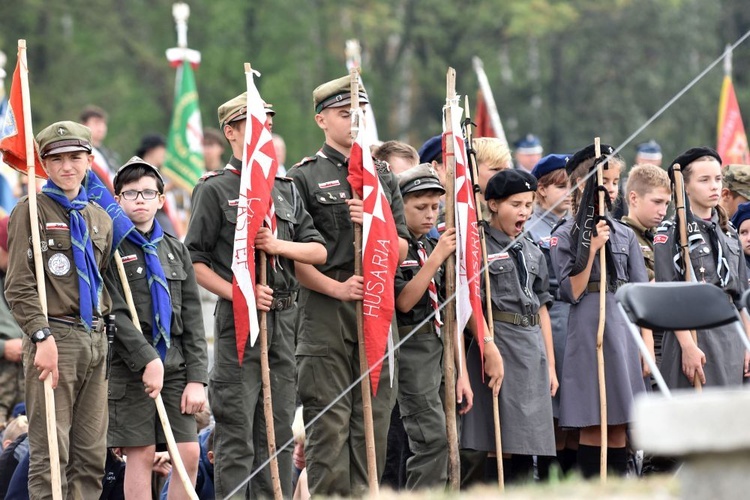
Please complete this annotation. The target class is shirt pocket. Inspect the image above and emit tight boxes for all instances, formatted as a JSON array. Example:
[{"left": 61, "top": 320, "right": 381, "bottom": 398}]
[
  {"left": 122, "top": 258, "right": 150, "bottom": 306},
  {"left": 90, "top": 226, "right": 109, "bottom": 264},
  {"left": 487, "top": 257, "right": 516, "bottom": 302},
  {"left": 274, "top": 195, "right": 297, "bottom": 242},
  {"left": 610, "top": 243, "right": 630, "bottom": 280},
  {"left": 165, "top": 262, "right": 187, "bottom": 321},
  {"left": 221, "top": 203, "right": 238, "bottom": 226},
  {"left": 43, "top": 230, "right": 74, "bottom": 278},
  {"left": 312, "top": 188, "right": 350, "bottom": 230}
]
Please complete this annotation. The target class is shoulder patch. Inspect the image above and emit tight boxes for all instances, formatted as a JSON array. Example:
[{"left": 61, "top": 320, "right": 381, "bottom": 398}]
[
  {"left": 292, "top": 156, "right": 317, "bottom": 169},
  {"left": 653, "top": 234, "right": 669, "bottom": 244},
  {"left": 550, "top": 236, "right": 559, "bottom": 247},
  {"left": 200, "top": 170, "right": 224, "bottom": 181}
]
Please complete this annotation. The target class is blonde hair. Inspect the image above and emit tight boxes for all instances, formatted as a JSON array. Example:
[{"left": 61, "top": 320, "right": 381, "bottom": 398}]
[
  {"left": 3, "top": 415, "right": 28, "bottom": 444},
  {"left": 292, "top": 406, "right": 305, "bottom": 444},
  {"left": 474, "top": 137, "right": 511, "bottom": 169},
  {"left": 626, "top": 163, "right": 671, "bottom": 197}
]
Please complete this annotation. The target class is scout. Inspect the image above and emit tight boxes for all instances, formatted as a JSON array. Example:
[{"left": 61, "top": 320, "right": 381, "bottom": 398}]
[
  {"left": 393, "top": 164, "right": 473, "bottom": 490},
  {"left": 185, "top": 94, "right": 326, "bottom": 498},
  {"left": 6, "top": 121, "right": 113, "bottom": 499},
  {"left": 287, "top": 75, "right": 412, "bottom": 497},
  {"left": 730, "top": 201, "right": 750, "bottom": 277},
  {"left": 550, "top": 144, "right": 648, "bottom": 478},
  {"left": 654, "top": 147, "right": 750, "bottom": 388},
  {"left": 104, "top": 157, "right": 208, "bottom": 499},
  {"left": 720, "top": 163, "right": 750, "bottom": 219},
  {"left": 461, "top": 169, "right": 556, "bottom": 484}
]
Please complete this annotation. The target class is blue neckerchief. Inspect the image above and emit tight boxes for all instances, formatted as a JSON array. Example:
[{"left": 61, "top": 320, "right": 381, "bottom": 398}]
[
  {"left": 126, "top": 220, "right": 171, "bottom": 360},
  {"left": 41, "top": 180, "right": 102, "bottom": 331}
]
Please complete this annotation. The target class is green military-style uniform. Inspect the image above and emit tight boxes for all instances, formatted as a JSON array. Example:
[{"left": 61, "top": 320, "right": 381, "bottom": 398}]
[
  {"left": 186, "top": 153, "right": 324, "bottom": 498},
  {"left": 105, "top": 226, "right": 208, "bottom": 447},
  {"left": 289, "top": 138, "right": 409, "bottom": 496},
  {"left": 621, "top": 215, "right": 655, "bottom": 280},
  {"left": 0, "top": 271, "right": 24, "bottom": 428}
]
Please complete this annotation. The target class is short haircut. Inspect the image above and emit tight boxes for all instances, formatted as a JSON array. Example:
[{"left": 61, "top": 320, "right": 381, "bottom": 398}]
[
  {"left": 403, "top": 189, "right": 444, "bottom": 202},
  {"left": 3, "top": 415, "right": 28, "bottom": 444},
  {"left": 203, "top": 128, "right": 224, "bottom": 146},
  {"left": 373, "top": 140, "right": 419, "bottom": 165},
  {"left": 474, "top": 137, "right": 511, "bottom": 169},
  {"left": 114, "top": 164, "right": 165, "bottom": 195},
  {"left": 626, "top": 163, "right": 671, "bottom": 197},
  {"left": 79, "top": 105, "right": 108, "bottom": 123}
]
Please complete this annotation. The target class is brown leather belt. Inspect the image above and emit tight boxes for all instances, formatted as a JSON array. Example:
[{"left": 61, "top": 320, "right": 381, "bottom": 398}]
[
  {"left": 586, "top": 280, "right": 625, "bottom": 293},
  {"left": 491, "top": 308, "right": 540, "bottom": 327}
]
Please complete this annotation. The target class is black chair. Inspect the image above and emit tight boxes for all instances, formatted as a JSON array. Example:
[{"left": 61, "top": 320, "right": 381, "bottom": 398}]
[{"left": 616, "top": 282, "right": 750, "bottom": 398}]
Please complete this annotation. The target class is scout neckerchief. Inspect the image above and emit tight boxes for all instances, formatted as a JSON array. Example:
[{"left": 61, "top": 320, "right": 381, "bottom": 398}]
[
  {"left": 126, "top": 221, "right": 171, "bottom": 360},
  {"left": 416, "top": 239, "right": 442, "bottom": 337},
  {"left": 509, "top": 241, "right": 533, "bottom": 299},
  {"left": 42, "top": 180, "right": 102, "bottom": 331}
]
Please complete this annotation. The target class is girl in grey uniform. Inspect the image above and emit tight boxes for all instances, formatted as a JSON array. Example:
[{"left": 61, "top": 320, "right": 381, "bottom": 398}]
[
  {"left": 550, "top": 144, "right": 648, "bottom": 478},
  {"left": 654, "top": 147, "right": 750, "bottom": 388},
  {"left": 527, "top": 154, "right": 577, "bottom": 476},
  {"left": 462, "top": 169, "right": 557, "bottom": 483}
]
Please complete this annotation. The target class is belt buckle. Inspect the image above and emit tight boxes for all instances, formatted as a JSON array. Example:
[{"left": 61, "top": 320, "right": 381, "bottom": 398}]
[
  {"left": 272, "top": 298, "right": 283, "bottom": 310},
  {"left": 521, "top": 315, "right": 530, "bottom": 327}
]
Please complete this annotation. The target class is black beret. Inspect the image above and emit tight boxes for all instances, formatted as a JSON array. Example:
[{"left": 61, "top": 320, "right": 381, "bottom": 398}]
[
  {"left": 565, "top": 143, "right": 616, "bottom": 175},
  {"left": 485, "top": 169, "right": 537, "bottom": 200},
  {"left": 670, "top": 147, "right": 722, "bottom": 171}
]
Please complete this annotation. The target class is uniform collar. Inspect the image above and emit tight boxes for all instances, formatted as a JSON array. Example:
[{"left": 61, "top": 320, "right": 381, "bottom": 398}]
[
  {"left": 621, "top": 215, "right": 649, "bottom": 235},
  {"left": 321, "top": 143, "right": 349, "bottom": 168},
  {"left": 227, "top": 156, "right": 242, "bottom": 170},
  {"left": 485, "top": 222, "right": 513, "bottom": 247}
]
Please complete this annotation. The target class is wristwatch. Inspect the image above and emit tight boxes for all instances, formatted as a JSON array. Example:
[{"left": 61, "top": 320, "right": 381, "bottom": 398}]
[{"left": 31, "top": 327, "right": 52, "bottom": 344}]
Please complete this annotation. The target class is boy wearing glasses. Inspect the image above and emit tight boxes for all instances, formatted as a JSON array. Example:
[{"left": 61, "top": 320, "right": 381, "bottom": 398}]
[{"left": 105, "top": 156, "right": 208, "bottom": 498}]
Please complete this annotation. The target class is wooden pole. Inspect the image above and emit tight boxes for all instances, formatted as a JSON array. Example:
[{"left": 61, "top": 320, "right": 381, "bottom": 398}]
[
  {"left": 594, "top": 138, "right": 608, "bottom": 481},
  {"left": 259, "top": 251, "right": 283, "bottom": 500},
  {"left": 349, "top": 67, "right": 379, "bottom": 496},
  {"left": 19, "top": 38, "right": 63, "bottom": 500},
  {"left": 464, "top": 95, "right": 503, "bottom": 490},
  {"left": 442, "top": 67, "right": 460, "bottom": 490},
  {"left": 672, "top": 164, "right": 702, "bottom": 391},
  {"left": 113, "top": 252, "right": 198, "bottom": 500}
]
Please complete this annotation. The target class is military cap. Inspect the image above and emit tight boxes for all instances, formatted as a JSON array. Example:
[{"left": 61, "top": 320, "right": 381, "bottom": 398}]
[
  {"left": 218, "top": 93, "right": 275, "bottom": 128},
  {"left": 565, "top": 143, "right": 616, "bottom": 175},
  {"left": 531, "top": 154, "right": 569, "bottom": 179},
  {"left": 485, "top": 169, "right": 537, "bottom": 201},
  {"left": 113, "top": 156, "right": 166, "bottom": 189},
  {"left": 397, "top": 163, "right": 445, "bottom": 196},
  {"left": 313, "top": 75, "right": 368, "bottom": 113},
  {"left": 514, "top": 134, "right": 543, "bottom": 154},
  {"left": 418, "top": 135, "right": 443, "bottom": 164},
  {"left": 36, "top": 121, "right": 92, "bottom": 158},
  {"left": 723, "top": 164, "right": 750, "bottom": 200},
  {"left": 636, "top": 140, "right": 662, "bottom": 161},
  {"left": 731, "top": 201, "right": 750, "bottom": 231}
]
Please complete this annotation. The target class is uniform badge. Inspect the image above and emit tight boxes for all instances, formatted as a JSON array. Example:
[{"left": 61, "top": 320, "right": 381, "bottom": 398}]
[
  {"left": 654, "top": 234, "right": 668, "bottom": 244},
  {"left": 168, "top": 253, "right": 175, "bottom": 260},
  {"left": 318, "top": 180, "right": 340, "bottom": 189},
  {"left": 488, "top": 252, "right": 510, "bottom": 262},
  {"left": 40, "top": 241, "right": 48, "bottom": 252},
  {"left": 400, "top": 259, "right": 419, "bottom": 268},
  {"left": 228, "top": 199, "right": 239, "bottom": 207},
  {"left": 136, "top": 267, "right": 144, "bottom": 275},
  {"left": 27, "top": 248, "right": 33, "bottom": 260},
  {"left": 121, "top": 254, "right": 138, "bottom": 264},
  {"left": 93, "top": 225, "right": 99, "bottom": 234},
  {"left": 48, "top": 253, "right": 71, "bottom": 276},
  {"left": 550, "top": 236, "right": 558, "bottom": 247}
]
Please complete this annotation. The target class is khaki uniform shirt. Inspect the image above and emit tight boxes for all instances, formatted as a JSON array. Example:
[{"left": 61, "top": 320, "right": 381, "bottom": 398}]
[
  {"left": 621, "top": 215, "right": 655, "bottom": 281},
  {"left": 6, "top": 194, "right": 113, "bottom": 335}
]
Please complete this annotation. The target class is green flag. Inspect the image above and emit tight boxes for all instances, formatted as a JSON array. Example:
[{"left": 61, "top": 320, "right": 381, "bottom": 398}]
[{"left": 164, "top": 60, "right": 204, "bottom": 191}]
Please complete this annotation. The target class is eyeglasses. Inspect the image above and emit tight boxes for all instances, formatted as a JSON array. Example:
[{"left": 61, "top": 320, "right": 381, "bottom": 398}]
[{"left": 119, "top": 189, "right": 160, "bottom": 201}]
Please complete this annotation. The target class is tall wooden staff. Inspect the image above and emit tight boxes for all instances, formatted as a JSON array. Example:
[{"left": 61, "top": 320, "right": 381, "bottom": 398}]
[
  {"left": 349, "top": 68, "right": 379, "bottom": 496},
  {"left": 594, "top": 138, "right": 608, "bottom": 481},
  {"left": 672, "top": 163, "right": 702, "bottom": 391},
  {"left": 19, "top": 38, "right": 63, "bottom": 500},
  {"left": 464, "top": 96, "right": 504, "bottom": 490},
  {"left": 258, "top": 250, "right": 283, "bottom": 500},
  {"left": 442, "top": 67, "right": 461, "bottom": 489},
  {"left": 112, "top": 253, "right": 199, "bottom": 500}
]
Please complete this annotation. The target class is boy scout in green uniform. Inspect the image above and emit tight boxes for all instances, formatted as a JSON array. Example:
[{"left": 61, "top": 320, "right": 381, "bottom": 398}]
[
  {"left": 185, "top": 94, "right": 326, "bottom": 498},
  {"left": 288, "top": 75, "right": 410, "bottom": 497},
  {"left": 104, "top": 157, "right": 208, "bottom": 498},
  {"left": 6, "top": 121, "right": 113, "bottom": 499}
]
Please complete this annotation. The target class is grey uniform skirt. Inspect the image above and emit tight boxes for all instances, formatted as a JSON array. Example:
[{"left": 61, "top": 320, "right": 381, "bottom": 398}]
[{"left": 461, "top": 322, "right": 555, "bottom": 456}]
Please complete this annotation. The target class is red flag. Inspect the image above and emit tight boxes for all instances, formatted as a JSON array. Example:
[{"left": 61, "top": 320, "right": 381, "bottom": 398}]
[
  {"left": 445, "top": 101, "right": 486, "bottom": 367},
  {"left": 90, "top": 153, "right": 115, "bottom": 193},
  {"left": 348, "top": 110, "right": 399, "bottom": 395},
  {"left": 475, "top": 90, "right": 495, "bottom": 138},
  {"left": 0, "top": 55, "right": 45, "bottom": 177},
  {"left": 231, "top": 67, "right": 278, "bottom": 365},
  {"left": 717, "top": 74, "right": 749, "bottom": 165}
]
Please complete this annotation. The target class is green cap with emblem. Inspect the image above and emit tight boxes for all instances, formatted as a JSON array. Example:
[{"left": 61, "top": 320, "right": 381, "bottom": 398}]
[
  {"left": 113, "top": 156, "right": 166, "bottom": 188},
  {"left": 218, "top": 92, "right": 275, "bottom": 128},
  {"left": 397, "top": 163, "right": 445, "bottom": 196},
  {"left": 36, "top": 121, "right": 93, "bottom": 158},
  {"left": 313, "top": 75, "right": 369, "bottom": 113},
  {"left": 723, "top": 164, "right": 750, "bottom": 200}
]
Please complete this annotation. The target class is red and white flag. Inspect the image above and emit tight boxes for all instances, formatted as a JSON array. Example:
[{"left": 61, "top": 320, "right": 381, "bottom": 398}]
[
  {"left": 445, "top": 99, "right": 486, "bottom": 367},
  {"left": 347, "top": 109, "right": 399, "bottom": 396},
  {"left": 231, "top": 67, "right": 278, "bottom": 365}
]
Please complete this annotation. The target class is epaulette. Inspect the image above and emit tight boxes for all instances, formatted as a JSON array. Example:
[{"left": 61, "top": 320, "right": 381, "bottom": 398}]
[
  {"left": 292, "top": 156, "right": 317, "bottom": 169},
  {"left": 656, "top": 219, "right": 673, "bottom": 233},
  {"left": 199, "top": 170, "right": 224, "bottom": 181},
  {"left": 276, "top": 176, "right": 293, "bottom": 182},
  {"left": 550, "top": 217, "right": 567, "bottom": 235},
  {"left": 523, "top": 233, "right": 539, "bottom": 247},
  {"left": 374, "top": 158, "right": 391, "bottom": 175}
]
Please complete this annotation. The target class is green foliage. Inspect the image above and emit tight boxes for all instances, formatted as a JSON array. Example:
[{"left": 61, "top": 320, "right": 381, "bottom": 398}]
[{"left": 0, "top": 0, "right": 748, "bottom": 179}]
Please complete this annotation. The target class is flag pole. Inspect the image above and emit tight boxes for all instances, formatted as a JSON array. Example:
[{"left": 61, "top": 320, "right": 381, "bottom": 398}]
[
  {"left": 594, "top": 138, "right": 608, "bottom": 481},
  {"left": 19, "top": 39, "right": 63, "bottom": 500},
  {"left": 252, "top": 60, "right": 283, "bottom": 500},
  {"left": 350, "top": 68, "right": 379, "bottom": 496},
  {"left": 471, "top": 57, "right": 509, "bottom": 148},
  {"left": 112, "top": 252, "right": 198, "bottom": 499},
  {"left": 443, "top": 67, "right": 461, "bottom": 490},
  {"left": 672, "top": 163, "right": 702, "bottom": 391},
  {"left": 464, "top": 95, "right": 504, "bottom": 490}
]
